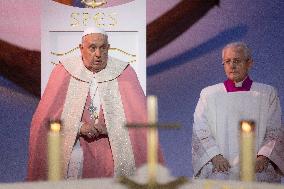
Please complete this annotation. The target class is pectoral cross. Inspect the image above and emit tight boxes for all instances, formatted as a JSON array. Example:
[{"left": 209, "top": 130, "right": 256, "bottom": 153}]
[{"left": 120, "top": 95, "right": 187, "bottom": 189}]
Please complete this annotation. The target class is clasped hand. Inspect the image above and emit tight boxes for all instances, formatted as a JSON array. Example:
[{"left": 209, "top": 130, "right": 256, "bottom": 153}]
[
  {"left": 80, "top": 122, "right": 107, "bottom": 139},
  {"left": 211, "top": 154, "right": 269, "bottom": 173},
  {"left": 255, "top": 155, "right": 269, "bottom": 173},
  {"left": 211, "top": 154, "right": 231, "bottom": 172}
]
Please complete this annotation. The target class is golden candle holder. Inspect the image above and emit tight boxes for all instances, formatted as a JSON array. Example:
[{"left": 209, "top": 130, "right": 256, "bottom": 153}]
[{"left": 118, "top": 176, "right": 188, "bottom": 189}]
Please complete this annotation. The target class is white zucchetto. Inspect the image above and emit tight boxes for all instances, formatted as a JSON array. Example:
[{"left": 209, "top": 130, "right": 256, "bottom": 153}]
[{"left": 82, "top": 27, "right": 107, "bottom": 38}]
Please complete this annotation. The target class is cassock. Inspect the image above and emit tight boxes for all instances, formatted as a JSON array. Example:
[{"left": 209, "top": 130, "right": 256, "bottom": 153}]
[
  {"left": 192, "top": 77, "right": 284, "bottom": 182},
  {"left": 27, "top": 56, "right": 164, "bottom": 181}
]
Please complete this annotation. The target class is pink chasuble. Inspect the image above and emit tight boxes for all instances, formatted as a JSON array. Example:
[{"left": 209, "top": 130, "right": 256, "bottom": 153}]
[
  {"left": 118, "top": 66, "right": 164, "bottom": 168},
  {"left": 27, "top": 64, "right": 71, "bottom": 181},
  {"left": 80, "top": 66, "right": 164, "bottom": 178},
  {"left": 27, "top": 60, "right": 164, "bottom": 180}
]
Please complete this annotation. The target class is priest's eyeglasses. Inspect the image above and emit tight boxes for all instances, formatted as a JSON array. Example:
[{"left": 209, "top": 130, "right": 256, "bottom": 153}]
[{"left": 222, "top": 58, "right": 247, "bottom": 66}]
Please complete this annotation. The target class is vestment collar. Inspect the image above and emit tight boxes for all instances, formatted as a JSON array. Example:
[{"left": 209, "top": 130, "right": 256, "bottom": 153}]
[
  {"left": 61, "top": 56, "right": 129, "bottom": 83},
  {"left": 224, "top": 76, "right": 253, "bottom": 92}
]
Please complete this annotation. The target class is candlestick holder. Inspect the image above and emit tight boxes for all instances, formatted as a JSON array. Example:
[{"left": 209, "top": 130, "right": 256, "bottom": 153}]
[{"left": 118, "top": 176, "right": 188, "bottom": 189}]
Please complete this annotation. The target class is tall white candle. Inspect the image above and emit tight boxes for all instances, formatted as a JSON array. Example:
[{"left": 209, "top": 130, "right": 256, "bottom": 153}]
[
  {"left": 48, "top": 121, "right": 62, "bottom": 181},
  {"left": 240, "top": 121, "right": 255, "bottom": 181},
  {"left": 147, "top": 96, "right": 158, "bottom": 184}
]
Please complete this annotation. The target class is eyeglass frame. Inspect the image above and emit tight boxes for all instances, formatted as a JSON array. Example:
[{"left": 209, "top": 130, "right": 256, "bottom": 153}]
[{"left": 222, "top": 58, "right": 249, "bottom": 66}]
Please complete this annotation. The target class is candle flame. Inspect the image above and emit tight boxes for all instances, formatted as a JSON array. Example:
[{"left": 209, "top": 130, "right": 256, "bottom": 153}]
[
  {"left": 50, "top": 123, "right": 61, "bottom": 132},
  {"left": 241, "top": 122, "right": 252, "bottom": 133}
]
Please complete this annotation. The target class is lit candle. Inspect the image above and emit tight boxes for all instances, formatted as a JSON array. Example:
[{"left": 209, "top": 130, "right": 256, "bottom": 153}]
[
  {"left": 240, "top": 121, "right": 255, "bottom": 181},
  {"left": 147, "top": 96, "right": 158, "bottom": 184},
  {"left": 48, "top": 121, "right": 62, "bottom": 181}
]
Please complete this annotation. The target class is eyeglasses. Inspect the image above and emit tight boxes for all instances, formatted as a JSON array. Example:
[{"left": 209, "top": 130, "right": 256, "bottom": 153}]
[{"left": 222, "top": 58, "right": 248, "bottom": 66}]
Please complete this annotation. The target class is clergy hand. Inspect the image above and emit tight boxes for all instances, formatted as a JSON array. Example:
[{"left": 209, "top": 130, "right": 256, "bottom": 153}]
[
  {"left": 93, "top": 123, "right": 108, "bottom": 135},
  {"left": 211, "top": 154, "right": 231, "bottom": 172},
  {"left": 80, "top": 122, "right": 100, "bottom": 139},
  {"left": 255, "top": 155, "right": 269, "bottom": 173}
]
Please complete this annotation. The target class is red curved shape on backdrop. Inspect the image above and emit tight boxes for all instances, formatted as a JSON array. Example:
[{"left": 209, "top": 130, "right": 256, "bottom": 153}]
[
  {"left": 0, "top": 0, "right": 218, "bottom": 97},
  {"left": 52, "top": 0, "right": 134, "bottom": 8},
  {"left": 147, "top": 0, "right": 219, "bottom": 56}
]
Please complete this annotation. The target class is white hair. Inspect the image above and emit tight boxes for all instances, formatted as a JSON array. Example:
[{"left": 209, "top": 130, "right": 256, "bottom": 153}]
[{"left": 222, "top": 42, "right": 252, "bottom": 60}]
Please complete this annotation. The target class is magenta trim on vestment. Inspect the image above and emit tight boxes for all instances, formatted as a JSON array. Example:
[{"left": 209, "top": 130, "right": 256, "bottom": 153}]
[{"left": 224, "top": 76, "right": 253, "bottom": 92}]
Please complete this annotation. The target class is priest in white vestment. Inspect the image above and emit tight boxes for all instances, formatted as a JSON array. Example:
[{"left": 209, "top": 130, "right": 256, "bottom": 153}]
[{"left": 192, "top": 42, "right": 284, "bottom": 183}]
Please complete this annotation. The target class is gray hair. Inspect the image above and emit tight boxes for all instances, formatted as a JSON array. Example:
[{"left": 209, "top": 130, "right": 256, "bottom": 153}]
[{"left": 222, "top": 42, "right": 252, "bottom": 60}]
